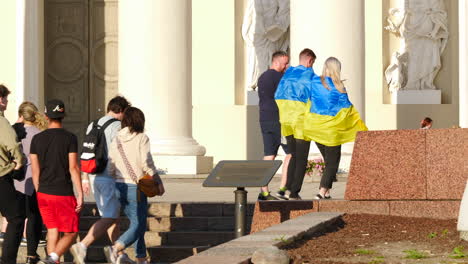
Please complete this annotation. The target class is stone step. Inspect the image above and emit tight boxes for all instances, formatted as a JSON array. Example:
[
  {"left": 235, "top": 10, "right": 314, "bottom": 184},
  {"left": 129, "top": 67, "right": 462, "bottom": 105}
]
[
  {"left": 10, "top": 244, "right": 209, "bottom": 263},
  {"left": 80, "top": 202, "right": 255, "bottom": 217},
  {"left": 149, "top": 216, "right": 252, "bottom": 232},
  {"left": 75, "top": 230, "right": 235, "bottom": 247},
  {"left": 79, "top": 215, "right": 252, "bottom": 232}
]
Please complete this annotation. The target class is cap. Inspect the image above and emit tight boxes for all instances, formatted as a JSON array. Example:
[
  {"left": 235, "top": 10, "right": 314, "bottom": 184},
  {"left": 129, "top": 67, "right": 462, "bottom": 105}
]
[{"left": 45, "top": 99, "right": 66, "bottom": 119}]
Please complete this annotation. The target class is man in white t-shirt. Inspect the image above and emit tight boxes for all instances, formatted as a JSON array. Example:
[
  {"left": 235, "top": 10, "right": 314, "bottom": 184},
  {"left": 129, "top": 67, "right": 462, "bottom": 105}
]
[{"left": 70, "top": 96, "right": 130, "bottom": 264}]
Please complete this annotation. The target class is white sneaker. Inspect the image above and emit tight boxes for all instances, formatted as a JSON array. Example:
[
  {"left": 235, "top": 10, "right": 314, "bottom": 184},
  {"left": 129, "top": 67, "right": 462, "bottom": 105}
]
[
  {"left": 70, "top": 243, "right": 86, "bottom": 264},
  {"left": 104, "top": 246, "right": 118, "bottom": 264},
  {"left": 117, "top": 253, "right": 136, "bottom": 264}
]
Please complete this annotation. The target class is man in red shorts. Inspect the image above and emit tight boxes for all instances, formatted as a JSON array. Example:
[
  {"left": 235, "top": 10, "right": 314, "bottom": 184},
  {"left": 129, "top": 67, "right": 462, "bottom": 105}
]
[{"left": 30, "top": 99, "right": 84, "bottom": 264}]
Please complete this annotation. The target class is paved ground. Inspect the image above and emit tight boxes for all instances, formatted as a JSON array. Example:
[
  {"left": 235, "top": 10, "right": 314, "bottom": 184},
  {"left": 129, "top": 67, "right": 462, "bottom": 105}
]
[{"left": 84, "top": 175, "right": 347, "bottom": 203}]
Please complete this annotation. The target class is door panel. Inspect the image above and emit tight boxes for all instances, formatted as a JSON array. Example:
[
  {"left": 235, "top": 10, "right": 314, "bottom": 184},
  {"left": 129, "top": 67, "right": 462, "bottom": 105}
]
[
  {"left": 89, "top": 0, "right": 119, "bottom": 121},
  {"left": 45, "top": 0, "right": 89, "bottom": 141},
  {"left": 45, "top": 0, "right": 118, "bottom": 144}
]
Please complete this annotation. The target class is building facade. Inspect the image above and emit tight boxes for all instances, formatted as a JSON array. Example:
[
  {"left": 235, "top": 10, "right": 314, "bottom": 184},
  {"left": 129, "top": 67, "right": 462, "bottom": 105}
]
[{"left": 1, "top": 0, "right": 467, "bottom": 174}]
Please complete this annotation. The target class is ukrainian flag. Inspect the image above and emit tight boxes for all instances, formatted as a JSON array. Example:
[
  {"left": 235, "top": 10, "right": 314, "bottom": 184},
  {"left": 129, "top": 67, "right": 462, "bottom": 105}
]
[
  {"left": 303, "top": 76, "right": 368, "bottom": 146},
  {"left": 274, "top": 65, "right": 315, "bottom": 140}
]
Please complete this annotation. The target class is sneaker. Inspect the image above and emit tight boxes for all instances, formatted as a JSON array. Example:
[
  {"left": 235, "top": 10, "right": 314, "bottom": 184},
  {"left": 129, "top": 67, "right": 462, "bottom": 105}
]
[
  {"left": 257, "top": 192, "right": 279, "bottom": 201},
  {"left": 104, "top": 245, "right": 118, "bottom": 264},
  {"left": 275, "top": 190, "right": 289, "bottom": 200},
  {"left": 314, "top": 193, "right": 324, "bottom": 200},
  {"left": 25, "top": 256, "right": 40, "bottom": 264},
  {"left": 38, "top": 239, "right": 47, "bottom": 246},
  {"left": 37, "top": 257, "right": 58, "bottom": 264},
  {"left": 289, "top": 194, "right": 302, "bottom": 200},
  {"left": 117, "top": 253, "right": 136, "bottom": 264},
  {"left": 70, "top": 243, "right": 86, "bottom": 264},
  {"left": 20, "top": 237, "right": 27, "bottom": 247}
]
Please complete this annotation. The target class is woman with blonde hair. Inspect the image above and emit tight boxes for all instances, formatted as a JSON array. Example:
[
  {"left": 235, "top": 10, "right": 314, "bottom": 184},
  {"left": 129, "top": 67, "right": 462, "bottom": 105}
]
[
  {"left": 14, "top": 101, "right": 47, "bottom": 264},
  {"left": 304, "top": 57, "right": 367, "bottom": 199}
]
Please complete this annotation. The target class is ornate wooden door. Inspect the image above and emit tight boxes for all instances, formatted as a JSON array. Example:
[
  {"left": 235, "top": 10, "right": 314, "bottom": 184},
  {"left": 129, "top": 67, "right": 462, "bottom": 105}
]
[{"left": 45, "top": 0, "right": 118, "bottom": 143}]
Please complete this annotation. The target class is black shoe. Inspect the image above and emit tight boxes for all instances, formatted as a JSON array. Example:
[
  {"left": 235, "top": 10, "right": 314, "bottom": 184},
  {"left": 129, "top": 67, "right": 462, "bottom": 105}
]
[
  {"left": 26, "top": 256, "right": 40, "bottom": 264},
  {"left": 324, "top": 194, "right": 332, "bottom": 199},
  {"left": 257, "top": 193, "right": 279, "bottom": 201},
  {"left": 275, "top": 190, "right": 289, "bottom": 200},
  {"left": 288, "top": 194, "right": 302, "bottom": 200}
]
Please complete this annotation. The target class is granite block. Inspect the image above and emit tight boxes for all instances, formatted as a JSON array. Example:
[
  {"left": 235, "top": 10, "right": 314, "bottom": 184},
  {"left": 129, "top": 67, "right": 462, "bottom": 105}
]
[
  {"left": 249, "top": 201, "right": 318, "bottom": 234},
  {"left": 345, "top": 130, "right": 427, "bottom": 200},
  {"left": 318, "top": 200, "right": 390, "bottom": 215},
  {"left": 426, "top": 128, "right": 468, "bottom": 199},
  {"left": 389, "top": 201, "right": 460, "bottom": 219}
]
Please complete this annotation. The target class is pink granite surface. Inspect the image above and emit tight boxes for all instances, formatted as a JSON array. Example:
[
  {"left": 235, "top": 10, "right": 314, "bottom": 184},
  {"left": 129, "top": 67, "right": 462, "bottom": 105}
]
[
  {"left": 318, "top": 200, "right": 390, "bottom": 215},
  {"left": 426, "top": 129, "right": 468, "bottom": 199},
  {"left": 389, "top": 201, "right": 460, "bottom": 219},
  {"left": 250, "top": 201, "right": 317, "bottom": 234},
  {"left": 345, "top": 130, "right": 427, "bottom": 200}
]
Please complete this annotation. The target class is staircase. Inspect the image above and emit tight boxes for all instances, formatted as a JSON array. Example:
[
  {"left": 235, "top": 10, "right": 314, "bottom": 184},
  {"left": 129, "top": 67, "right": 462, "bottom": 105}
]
[{"left": 3, "top": 202, "right": 254, "bottom": 263}]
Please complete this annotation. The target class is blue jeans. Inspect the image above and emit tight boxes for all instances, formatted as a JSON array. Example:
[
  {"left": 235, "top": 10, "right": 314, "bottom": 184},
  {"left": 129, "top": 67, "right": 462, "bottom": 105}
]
[{"left": 115, "top": 183, "right": 148, "bottom": 258}]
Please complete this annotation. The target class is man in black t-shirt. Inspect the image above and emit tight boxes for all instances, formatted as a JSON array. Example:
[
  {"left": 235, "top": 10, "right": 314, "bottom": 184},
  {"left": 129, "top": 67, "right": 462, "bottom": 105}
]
[
  {"left": 30, "top": 99, "right": 83, "bottom": 264},
  {"left": 257, "top": 51, "right": 292, "bottom": 200}
]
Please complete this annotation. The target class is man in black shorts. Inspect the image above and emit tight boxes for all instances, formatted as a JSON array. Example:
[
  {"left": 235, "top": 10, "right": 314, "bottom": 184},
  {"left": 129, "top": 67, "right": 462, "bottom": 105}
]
[{"left": 257, "top": 51, "right": 292, "bottom": 200}]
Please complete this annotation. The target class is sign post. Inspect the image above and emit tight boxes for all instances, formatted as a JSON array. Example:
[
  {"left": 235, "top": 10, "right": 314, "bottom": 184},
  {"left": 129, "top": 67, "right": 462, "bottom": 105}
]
[{"left": 203, "top": 160, "right": 282, "bottom": 238}]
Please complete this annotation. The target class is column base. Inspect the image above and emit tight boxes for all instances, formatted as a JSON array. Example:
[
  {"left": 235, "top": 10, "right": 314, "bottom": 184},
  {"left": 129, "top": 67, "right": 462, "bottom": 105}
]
[{"left": 154, "top": 155, "right": 213, "bottom": 175}]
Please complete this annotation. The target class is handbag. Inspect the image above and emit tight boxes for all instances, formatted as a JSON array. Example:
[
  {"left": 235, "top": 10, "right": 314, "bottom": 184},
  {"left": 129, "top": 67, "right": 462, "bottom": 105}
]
[{"left": 116, "top": 138, "right": 160, "bottom": 197}]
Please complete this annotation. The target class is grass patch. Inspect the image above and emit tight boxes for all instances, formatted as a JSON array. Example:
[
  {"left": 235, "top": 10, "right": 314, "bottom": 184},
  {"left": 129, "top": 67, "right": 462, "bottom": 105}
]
[
  {"left": 403, "top": 249, "right": 427, "bottom": 259},
  {"left": 449, "top": 246, "right": 467, "bottom": 259},
  {"left": 428, "top": 232, "right": 437, "bottom": 239},
  {"left": 355, "top": 249, "right": 376, "bottom": 255},
  {"left": 369, "top": 256, "right": 384, "bottom": 264}
]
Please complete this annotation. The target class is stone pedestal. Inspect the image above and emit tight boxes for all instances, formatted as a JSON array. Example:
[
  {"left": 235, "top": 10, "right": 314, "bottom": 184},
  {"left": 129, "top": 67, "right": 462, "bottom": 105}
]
[
  {"left": 390, "top": 90, "right": 442, "bottom": 104},
  {"left": 247, "top": 90, "right": 259, "bottom": 105}
]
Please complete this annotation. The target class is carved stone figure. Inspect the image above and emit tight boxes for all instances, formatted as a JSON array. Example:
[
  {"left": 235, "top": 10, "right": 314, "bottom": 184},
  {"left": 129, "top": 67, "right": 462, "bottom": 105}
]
[
  {"left": 242, "top": 0, "right": 290, "bottom": 91},
  {"left": 384, "top": 0, "right": 449, "bottom": 92}
]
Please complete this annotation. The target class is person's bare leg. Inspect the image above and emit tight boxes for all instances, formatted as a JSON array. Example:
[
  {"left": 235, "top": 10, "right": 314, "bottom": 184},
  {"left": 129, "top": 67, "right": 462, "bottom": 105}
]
[
  {"left": 1, "top": 217, "right": 8, "bottom": 233},
  {"left": 54, "top": 232, "right": 77, "bottom": 256},
  {"left": 46, "top": 228, "right": 59, "bottom": 255},
  {"left": 81, "top": 218, "right": 116, "bottom": 247},
  {"left": 261, "top": 155, "right": 276, "bottom": 193},
  {"left": 280, "top": 154, "right": 291, "bottom": 188},
  {"left": 107, "top": 219, "right": 120, "bottom": 243}
]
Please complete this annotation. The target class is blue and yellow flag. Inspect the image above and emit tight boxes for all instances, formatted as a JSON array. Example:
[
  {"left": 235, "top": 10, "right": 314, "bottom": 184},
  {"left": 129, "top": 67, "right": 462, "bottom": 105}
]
[
  {"left": 274, "top": 65, "right": 315, "bottom": 139},
  {"left": 303, "top": 76, "right": 368, "bottom": 146}
]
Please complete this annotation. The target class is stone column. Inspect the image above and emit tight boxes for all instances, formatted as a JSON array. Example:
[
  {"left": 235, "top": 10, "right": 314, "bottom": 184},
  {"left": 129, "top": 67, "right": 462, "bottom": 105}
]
[
  {"left": 290, "top": 0, "right": 365, "bottom": 119},
  {"left": 460, "top": 0, "right": 468, "bottom": 128},
  {"left": 16, "top": 0, "right": 44, "bottom": 109},
  {"left": 119, "top": 0, "right": 211, "bottom": 174}
]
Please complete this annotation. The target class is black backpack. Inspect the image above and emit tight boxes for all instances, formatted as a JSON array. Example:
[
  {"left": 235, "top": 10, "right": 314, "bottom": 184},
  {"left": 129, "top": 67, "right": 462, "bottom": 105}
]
[{"left": 80, "top": 118, "right": 118, "bottom": 173}]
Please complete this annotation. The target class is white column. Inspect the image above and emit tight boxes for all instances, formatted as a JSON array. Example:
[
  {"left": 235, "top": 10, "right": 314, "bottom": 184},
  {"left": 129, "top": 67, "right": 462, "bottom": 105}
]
[
  {"left": 119, "top": 0, "right": 206, "bottom": 156},
  {"left": 460, "top": 0, "right": 468, "bottom": 128},
  {"left": 290, "top": 0, "right": 365, "bottom": 119},
  {"left": 16, "top": 0, "right": 43, "bottom": 108}
]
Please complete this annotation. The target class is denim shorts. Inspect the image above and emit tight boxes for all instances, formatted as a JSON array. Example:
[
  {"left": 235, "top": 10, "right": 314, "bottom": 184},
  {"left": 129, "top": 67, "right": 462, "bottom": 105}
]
[
  {"left": 260, "top": 121, "right": 289, "bottom": 156},
  {"left": 92, "top": 176, "right": 120, "bottom": 219}
]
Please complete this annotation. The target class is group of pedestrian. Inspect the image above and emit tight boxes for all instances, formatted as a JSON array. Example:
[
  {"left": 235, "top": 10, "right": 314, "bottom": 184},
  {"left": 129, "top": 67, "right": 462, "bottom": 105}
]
[
  {"left": 0, "top": 84, "right": 165, "bottom": 264},
  {"left": 257, "top": 49, "right": 367, "bottom": 201}
]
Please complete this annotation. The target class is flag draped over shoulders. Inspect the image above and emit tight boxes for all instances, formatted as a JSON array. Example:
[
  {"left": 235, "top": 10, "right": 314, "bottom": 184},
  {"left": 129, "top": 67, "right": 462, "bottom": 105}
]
[
  {"left": 303, "top": 76, "right": 368, "bottom": 146},
  {"left": 274, "top": 65, "right": 314, "bottom": 139}
]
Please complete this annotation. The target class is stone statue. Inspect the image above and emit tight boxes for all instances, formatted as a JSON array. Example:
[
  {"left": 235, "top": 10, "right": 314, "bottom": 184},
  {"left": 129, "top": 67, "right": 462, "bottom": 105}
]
[
  {"left": 242, "top": 0, "right": 290, "bottom": 91},
  {"left": 384, "top": 0, "right": 449, "bottom": 92}
]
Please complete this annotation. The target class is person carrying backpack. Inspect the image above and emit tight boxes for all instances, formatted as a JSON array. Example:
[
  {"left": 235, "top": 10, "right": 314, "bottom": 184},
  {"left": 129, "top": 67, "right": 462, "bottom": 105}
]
[{"left": 70, "top": 96, "right": 130, "bottom": 264}]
